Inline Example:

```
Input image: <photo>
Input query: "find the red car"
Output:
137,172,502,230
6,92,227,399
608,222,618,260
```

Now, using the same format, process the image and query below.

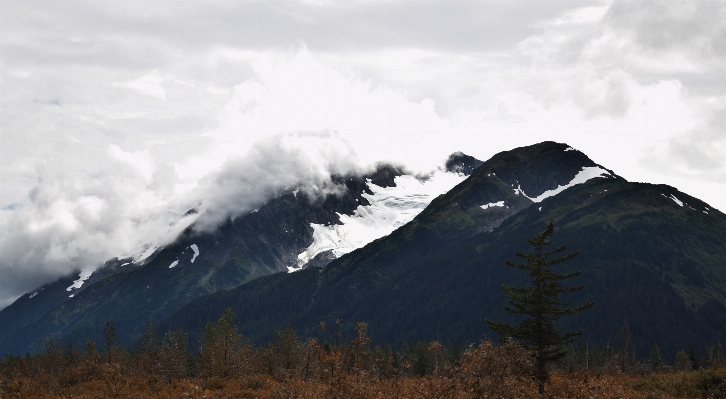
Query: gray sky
1,0,725,308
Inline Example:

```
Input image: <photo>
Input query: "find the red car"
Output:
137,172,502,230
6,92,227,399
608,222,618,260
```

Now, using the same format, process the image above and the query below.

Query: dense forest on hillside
2,311,726,398
158,179,726,364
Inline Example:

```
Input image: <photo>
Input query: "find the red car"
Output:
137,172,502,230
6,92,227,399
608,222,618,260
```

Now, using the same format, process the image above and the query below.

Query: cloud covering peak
0,130,363,308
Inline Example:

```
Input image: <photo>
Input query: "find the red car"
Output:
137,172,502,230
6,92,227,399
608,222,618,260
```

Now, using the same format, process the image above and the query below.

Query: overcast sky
1,0,725,308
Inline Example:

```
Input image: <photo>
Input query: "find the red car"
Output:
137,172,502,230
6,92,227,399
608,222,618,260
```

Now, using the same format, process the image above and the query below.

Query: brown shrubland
1,321,724,398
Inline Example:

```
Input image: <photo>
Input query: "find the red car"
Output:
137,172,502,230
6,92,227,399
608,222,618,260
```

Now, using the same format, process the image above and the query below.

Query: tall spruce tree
199,308,246,378
103,319,117,363
487,220,594,397
648,343,665,373
158,328,189,382
618,320,636,373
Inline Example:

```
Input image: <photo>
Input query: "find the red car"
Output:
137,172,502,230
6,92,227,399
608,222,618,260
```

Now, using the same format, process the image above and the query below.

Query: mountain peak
475,141,624,200
445,152,484,175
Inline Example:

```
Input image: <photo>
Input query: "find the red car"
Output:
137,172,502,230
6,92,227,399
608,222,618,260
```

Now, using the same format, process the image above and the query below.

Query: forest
2,309,725,399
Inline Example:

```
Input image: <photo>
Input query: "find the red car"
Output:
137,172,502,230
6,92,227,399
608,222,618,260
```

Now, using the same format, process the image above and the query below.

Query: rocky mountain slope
161,142,726,360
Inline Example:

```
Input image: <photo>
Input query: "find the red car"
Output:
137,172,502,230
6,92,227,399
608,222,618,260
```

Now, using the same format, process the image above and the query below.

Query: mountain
0,161,471,354
4,141,724,360
160,141,726,360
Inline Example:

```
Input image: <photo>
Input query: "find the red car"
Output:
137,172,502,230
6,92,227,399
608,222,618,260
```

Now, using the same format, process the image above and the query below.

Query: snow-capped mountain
0,158,474,353
5,141,713,357
161,141,726,360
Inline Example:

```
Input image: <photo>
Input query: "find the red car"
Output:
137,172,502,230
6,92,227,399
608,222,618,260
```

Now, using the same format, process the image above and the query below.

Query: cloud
641,106,726,183
0,150,186,307
0,129,365,307
112,71,191,101
1,0,598,61
587,0,726,75
107,145,156,182
193,131,362,231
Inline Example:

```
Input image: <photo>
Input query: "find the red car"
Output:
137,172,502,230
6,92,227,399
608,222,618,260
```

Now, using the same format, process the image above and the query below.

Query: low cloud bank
192,131,361,232
0,131,361,309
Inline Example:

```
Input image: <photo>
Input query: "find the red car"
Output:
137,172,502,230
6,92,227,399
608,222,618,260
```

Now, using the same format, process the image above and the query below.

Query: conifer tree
618,320,636,373
707,342,724,368
199,308,246,378
674,349,692,372
688,345,699,370
487,220,594,397
103,319,117,363
157,328,189,382
648,343,665,373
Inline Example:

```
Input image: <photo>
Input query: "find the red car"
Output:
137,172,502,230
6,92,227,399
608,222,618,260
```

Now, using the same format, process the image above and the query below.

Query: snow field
66,269,93,292
480,201,505,210
513,166,611,203
292,171,466,271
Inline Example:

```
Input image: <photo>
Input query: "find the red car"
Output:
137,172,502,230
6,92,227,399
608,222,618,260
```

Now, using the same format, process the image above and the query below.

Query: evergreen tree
272,326,303,372
157,328,189,382
39,337,63,376
674,349,692,372
648,343,665,373
487,220,594,396
707,342,724,368
688,345,699,370
199,308,246,378
589,344,604,369
133,321,158,375
574,342,589,371
103,319,117,363
618,320,636,373
139,321,157,354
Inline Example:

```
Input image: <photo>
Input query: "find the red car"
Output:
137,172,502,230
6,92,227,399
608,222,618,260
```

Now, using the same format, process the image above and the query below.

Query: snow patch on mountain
29,292,38,299
189,244,199,263
662,193,684,207
292,171,466,271
514,166,611,203
66,269,93,291
135,245,160,263
480,201,505,210
169,260,179,269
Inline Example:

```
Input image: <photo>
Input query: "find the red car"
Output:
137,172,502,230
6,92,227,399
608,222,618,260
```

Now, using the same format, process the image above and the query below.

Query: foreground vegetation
2,314,725,398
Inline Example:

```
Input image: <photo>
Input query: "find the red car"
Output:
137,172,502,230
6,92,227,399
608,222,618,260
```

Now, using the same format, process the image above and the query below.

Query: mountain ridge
2,141,723,360
0,159,471,354
158,142,725,361
162,176,725,360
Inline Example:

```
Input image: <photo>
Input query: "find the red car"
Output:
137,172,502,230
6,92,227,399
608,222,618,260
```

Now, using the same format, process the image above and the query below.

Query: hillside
163,144,726,360
0,162,467,355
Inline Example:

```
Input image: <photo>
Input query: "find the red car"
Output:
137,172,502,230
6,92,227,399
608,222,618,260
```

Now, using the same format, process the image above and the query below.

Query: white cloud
107,145,156,182
113,71,192,101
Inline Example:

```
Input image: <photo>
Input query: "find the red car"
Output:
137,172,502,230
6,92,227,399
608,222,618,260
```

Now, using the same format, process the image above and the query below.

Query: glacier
292,170,466,271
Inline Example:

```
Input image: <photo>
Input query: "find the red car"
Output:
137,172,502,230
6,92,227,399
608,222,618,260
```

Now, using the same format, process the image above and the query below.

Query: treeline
2,310,726,398
560,320,726,375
